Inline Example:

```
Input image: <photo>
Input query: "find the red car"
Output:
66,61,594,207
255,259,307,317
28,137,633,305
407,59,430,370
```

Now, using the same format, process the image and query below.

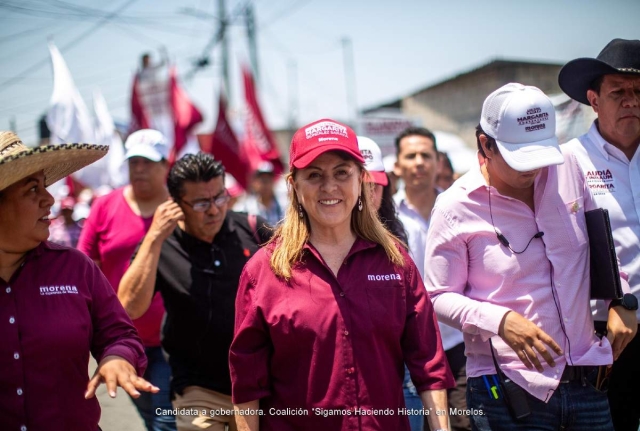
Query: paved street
89,358,146,431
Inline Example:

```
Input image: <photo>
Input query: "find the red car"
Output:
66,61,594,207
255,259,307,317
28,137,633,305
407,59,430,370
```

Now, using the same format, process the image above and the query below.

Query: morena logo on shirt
367,273,402,281
39,285,79,296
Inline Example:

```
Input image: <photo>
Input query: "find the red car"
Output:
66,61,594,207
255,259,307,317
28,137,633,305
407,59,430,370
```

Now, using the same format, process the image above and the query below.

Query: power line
183,0,253,80
0,0,140,94
259,0,313,31
0,20,61,45
0,1,196,22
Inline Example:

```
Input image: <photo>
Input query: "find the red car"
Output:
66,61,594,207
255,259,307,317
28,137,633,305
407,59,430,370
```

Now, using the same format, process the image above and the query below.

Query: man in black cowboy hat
559,38,640,431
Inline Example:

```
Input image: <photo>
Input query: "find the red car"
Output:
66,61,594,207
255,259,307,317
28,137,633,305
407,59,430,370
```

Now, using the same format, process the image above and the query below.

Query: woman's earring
298,204,304,218
358,196,363,212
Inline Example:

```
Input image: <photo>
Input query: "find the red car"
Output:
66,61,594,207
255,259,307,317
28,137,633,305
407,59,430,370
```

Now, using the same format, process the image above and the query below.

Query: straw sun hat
0,131,108,191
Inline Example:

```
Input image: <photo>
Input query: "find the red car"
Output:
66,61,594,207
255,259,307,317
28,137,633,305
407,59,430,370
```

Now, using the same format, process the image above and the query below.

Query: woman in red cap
229,119,453,431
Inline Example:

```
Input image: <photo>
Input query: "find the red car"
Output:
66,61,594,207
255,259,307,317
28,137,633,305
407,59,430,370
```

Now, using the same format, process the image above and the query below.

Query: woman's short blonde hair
269,158,404,280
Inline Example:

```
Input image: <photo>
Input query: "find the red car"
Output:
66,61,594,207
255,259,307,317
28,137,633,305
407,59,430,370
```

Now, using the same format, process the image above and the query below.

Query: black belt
560,365,596,383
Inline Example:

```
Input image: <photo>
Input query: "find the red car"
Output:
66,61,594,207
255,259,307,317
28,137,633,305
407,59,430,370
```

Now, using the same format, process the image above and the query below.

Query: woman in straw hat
0,131,158,431
229,119,453,431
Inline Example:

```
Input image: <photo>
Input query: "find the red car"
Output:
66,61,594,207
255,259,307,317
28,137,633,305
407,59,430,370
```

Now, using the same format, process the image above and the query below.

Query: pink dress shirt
424,147,630,402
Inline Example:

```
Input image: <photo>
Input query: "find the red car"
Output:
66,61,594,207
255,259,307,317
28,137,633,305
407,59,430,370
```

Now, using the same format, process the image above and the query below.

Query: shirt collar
586,121,612,161
302,236,378,263
395,188,440,213
454,158,489,196
587,120,637,163
453,157,548,201
33,240,65,255
18,241,63,268
175,214,233,247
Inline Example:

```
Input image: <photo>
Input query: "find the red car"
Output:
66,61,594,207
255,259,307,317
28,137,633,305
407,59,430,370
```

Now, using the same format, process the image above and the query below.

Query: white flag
94,89,127,188
47,42,108,190
47,42,95,145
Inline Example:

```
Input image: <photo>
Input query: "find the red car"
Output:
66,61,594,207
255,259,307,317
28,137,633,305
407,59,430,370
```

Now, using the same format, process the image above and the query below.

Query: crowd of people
1,37,639,431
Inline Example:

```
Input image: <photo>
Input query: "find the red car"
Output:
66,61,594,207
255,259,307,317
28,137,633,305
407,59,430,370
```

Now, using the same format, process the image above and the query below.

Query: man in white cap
559,38,640,431
78,129,177,431
423,83,636,430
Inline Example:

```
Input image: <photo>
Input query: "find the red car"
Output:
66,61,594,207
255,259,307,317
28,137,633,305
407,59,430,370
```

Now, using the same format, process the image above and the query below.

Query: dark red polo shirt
0,242,147,431
230,237,454,431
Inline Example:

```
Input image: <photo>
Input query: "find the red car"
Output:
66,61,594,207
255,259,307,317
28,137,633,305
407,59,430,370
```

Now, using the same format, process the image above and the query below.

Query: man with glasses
118,152,271,431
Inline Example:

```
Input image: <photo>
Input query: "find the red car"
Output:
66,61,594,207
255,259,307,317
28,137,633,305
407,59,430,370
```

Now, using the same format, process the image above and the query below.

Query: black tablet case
586,208,623,299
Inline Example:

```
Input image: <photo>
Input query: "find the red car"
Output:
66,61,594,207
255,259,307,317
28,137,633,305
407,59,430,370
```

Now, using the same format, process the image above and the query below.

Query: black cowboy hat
558,38,640,105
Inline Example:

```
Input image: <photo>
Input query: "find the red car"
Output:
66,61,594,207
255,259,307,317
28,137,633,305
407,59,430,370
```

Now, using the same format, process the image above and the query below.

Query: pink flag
199,91,250,190
242,65,284,176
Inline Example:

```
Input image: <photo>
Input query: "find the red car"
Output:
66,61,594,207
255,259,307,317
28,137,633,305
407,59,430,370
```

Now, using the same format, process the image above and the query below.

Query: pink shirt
424,148,630,402
77,188,165,347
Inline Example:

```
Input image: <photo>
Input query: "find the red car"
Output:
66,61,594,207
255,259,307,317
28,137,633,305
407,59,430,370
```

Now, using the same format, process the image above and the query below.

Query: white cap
480,83,563,172
124,129,169,162
357,136,388,186
255,160,275,174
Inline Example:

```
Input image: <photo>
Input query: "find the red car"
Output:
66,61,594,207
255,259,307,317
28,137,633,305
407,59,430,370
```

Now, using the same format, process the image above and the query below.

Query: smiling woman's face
0,170,55,254
292,151,362,233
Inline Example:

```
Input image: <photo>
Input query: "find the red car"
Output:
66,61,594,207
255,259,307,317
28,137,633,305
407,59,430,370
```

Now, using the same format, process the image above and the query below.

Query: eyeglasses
181,190,231,212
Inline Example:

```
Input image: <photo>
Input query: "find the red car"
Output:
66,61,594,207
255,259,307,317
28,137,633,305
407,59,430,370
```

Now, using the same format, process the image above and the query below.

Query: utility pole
219,0,230,98
9,116,16,133
341,37,358,126
288,60,298,130
245,3,259,83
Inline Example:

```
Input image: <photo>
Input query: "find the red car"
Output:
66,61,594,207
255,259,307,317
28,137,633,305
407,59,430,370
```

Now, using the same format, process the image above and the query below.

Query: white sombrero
0,131,108,191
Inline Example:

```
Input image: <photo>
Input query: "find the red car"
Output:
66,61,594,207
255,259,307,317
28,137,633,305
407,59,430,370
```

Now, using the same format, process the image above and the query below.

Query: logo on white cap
480,83,563,172
357,136,386,174
361,149,374,162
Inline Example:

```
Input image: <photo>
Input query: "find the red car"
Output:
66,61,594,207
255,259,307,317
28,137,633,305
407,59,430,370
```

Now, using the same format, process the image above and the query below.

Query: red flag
170,66,203,164
242,65,284,175
130,65,202,164
199,91,250,190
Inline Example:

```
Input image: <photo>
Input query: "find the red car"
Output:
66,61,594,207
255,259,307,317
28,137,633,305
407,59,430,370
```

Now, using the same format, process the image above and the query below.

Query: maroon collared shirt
0,242,147,431
230,238,454,431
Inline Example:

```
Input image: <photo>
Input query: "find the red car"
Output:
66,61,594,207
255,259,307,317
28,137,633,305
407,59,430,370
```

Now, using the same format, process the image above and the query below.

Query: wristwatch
609,293,639,311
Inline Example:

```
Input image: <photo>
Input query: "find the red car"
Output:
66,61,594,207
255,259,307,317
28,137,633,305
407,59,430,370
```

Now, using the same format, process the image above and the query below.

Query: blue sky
0,0,638,145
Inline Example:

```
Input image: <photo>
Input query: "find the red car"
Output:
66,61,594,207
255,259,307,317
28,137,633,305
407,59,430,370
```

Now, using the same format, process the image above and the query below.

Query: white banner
356,112,422,157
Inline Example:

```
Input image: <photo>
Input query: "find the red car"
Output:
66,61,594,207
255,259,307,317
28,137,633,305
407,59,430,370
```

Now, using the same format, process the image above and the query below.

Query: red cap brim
365,170,388,186
292,143,365,169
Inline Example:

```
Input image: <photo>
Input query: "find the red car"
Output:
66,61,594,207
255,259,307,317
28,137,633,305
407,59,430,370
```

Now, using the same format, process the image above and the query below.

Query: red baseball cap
290,119,365,169
60,196,76,210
